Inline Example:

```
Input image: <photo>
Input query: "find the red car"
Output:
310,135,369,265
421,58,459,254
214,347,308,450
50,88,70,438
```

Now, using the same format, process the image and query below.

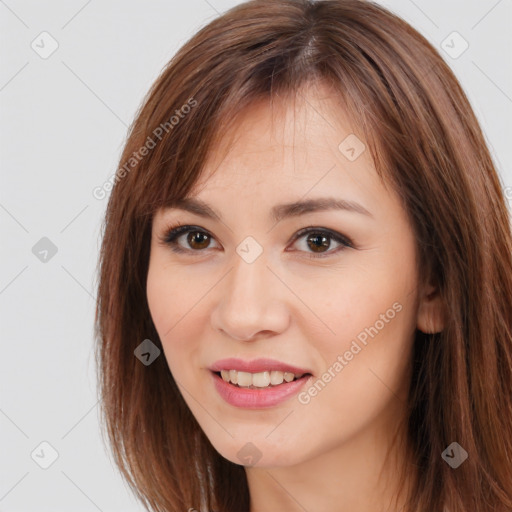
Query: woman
94,1,512,511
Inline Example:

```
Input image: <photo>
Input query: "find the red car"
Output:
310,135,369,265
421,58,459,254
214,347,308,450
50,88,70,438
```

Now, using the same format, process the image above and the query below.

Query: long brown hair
94,1,512,510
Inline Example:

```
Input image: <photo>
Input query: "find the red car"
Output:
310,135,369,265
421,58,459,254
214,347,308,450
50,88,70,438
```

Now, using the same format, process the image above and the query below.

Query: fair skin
146,81,444,512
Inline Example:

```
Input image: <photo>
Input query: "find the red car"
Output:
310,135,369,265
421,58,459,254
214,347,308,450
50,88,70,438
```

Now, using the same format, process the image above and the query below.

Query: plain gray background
1,0,510,510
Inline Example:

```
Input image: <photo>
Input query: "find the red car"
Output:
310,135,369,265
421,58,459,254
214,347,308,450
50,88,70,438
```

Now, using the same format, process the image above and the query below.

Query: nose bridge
230,248,269,302
211,243,289,340
227,233,274,303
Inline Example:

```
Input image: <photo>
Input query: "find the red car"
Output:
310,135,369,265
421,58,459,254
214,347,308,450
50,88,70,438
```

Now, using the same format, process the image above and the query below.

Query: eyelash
159,223,354,259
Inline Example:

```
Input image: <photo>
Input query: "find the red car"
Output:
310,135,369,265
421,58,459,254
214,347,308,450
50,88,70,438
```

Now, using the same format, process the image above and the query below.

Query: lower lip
210,371,312,409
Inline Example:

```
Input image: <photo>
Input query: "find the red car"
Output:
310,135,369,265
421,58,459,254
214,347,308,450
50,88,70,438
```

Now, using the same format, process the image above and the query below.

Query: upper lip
209,358,312,375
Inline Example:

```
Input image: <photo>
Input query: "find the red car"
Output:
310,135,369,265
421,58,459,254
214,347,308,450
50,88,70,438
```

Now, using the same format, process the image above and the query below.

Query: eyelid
290,226,354,250
158,223,354,257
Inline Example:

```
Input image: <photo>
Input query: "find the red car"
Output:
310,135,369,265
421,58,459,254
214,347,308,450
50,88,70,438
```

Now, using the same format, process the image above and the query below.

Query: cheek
146,281,172,352
147,260,190,363
146,257,211,384
327,302,415,417
293,300,415,453
306,254,417,406
146,256,196,334
301,265,411,351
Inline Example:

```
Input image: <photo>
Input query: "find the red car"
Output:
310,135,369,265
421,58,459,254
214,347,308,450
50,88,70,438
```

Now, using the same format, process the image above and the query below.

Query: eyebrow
164,196,373,222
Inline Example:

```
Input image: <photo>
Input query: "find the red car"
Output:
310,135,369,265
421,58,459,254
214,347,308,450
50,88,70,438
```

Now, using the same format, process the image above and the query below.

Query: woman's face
147,83,431,468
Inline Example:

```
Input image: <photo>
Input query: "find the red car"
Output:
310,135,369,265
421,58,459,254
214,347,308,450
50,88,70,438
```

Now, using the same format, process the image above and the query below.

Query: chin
206,432,308,468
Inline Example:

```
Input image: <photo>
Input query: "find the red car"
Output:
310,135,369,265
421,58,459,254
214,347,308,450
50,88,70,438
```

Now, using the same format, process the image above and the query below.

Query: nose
210,252,290,342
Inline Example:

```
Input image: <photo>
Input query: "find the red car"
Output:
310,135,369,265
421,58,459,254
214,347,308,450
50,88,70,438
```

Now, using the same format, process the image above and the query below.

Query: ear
416,282,445,334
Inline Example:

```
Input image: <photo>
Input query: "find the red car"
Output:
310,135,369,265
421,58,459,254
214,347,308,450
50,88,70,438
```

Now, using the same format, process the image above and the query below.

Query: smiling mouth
213,369,312,389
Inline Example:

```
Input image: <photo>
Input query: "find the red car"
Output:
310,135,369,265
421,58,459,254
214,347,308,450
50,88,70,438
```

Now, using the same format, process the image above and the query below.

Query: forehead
188,83,383,210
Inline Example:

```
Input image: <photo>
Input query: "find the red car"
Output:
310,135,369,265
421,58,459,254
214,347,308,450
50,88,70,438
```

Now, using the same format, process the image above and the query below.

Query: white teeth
236,371,253,387
218,369,306,388
283,372,295,382
270,371,284,385
252,371,270,388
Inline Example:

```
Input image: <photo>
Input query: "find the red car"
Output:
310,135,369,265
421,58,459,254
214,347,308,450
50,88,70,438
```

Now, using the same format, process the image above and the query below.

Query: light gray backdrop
1,0,510,511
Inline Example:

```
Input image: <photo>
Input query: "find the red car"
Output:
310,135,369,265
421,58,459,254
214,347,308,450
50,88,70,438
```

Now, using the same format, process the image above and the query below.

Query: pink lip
209,357,312,375
208,358,313,409
210,371,313,409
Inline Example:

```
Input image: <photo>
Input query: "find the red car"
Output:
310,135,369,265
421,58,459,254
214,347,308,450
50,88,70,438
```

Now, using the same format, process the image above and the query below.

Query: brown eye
186,231,211,250
289,227,353,259
305,233,331,253
162,225,219,253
